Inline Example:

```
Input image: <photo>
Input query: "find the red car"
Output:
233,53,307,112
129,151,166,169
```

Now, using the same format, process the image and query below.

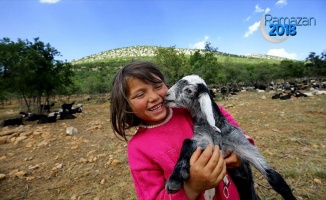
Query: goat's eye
185,88,192,94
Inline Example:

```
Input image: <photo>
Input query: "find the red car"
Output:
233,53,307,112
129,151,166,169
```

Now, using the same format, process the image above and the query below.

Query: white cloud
265,7,271,14
267,48,297,59
39,0,61,4
243,21,260,38
189,36,209,49
254,4,264,13
245,16,251,22
276,0,287,7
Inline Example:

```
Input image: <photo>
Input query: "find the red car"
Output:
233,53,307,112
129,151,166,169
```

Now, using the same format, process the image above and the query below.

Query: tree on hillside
305,51,326,78
154,46,189,84
188,42,220,84
202,49,220,84
251,62,278,86
189,50,203,75
278,60,305,80
204,42,218,52
0,38,24,103
189,49,206,76
0,37,74,113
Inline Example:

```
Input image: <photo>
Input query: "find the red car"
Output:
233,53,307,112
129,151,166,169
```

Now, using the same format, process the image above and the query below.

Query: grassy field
0,91,325,200
224,92,325,200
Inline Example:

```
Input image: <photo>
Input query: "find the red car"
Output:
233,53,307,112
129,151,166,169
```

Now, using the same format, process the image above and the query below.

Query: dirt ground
0,92,325,200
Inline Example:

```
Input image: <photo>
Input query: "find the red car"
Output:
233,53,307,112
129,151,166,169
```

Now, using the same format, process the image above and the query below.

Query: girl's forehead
126,75,164,95
126,77,148,97
127,74,163,84
126,77,148,92
127,77,146,85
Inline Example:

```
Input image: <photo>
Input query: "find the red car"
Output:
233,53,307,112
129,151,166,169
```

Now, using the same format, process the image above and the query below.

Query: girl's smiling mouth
149,103,163,111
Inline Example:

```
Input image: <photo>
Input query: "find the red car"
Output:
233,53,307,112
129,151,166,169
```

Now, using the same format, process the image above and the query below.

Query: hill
70,46,286,66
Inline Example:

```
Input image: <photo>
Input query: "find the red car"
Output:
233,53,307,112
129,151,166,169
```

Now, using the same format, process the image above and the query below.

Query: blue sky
1,0,325,62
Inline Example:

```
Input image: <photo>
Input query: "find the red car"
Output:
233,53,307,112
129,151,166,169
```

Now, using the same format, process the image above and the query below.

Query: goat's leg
232,142,296,199
266,169,296,200
228,161,261,200
166,139,197,194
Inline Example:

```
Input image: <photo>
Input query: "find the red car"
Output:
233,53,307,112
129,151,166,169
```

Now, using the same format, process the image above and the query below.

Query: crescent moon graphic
259,16,289,43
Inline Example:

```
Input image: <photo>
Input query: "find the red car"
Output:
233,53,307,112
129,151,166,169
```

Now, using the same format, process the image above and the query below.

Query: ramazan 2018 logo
260,14,316,43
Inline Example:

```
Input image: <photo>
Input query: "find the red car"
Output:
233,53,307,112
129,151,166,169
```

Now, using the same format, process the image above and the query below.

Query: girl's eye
154,84,163,90
136,93,144,98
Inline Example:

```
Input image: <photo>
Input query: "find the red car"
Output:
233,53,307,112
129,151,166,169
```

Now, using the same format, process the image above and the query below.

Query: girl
110,61,255,200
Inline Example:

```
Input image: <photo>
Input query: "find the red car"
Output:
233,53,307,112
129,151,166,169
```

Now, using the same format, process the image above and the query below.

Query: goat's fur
1,117,23,127
59,111,76,120
40,103,55,112
25,114,47,121
61,101,75,112
37,113,58,124
164,75,296,200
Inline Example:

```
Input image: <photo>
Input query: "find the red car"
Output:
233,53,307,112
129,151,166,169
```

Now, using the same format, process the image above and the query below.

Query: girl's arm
128,143,190,200
128,142,226,200
130,167,189,199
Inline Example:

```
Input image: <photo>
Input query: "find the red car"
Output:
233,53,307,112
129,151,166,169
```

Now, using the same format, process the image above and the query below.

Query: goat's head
165,75,218,130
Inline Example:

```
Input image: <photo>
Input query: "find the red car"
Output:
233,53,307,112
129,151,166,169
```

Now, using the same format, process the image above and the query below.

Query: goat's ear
199,93,216,128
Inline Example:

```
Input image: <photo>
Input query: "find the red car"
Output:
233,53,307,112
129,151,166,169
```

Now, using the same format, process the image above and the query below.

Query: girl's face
127,77,168,125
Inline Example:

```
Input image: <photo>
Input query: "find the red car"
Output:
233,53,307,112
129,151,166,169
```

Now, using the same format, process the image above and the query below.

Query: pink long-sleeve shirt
128,106,254,200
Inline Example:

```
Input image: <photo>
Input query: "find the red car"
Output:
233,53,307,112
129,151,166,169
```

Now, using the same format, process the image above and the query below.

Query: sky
1,0,325,62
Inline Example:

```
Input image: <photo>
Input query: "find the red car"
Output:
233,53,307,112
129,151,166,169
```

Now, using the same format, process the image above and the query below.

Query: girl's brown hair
110,61,165,141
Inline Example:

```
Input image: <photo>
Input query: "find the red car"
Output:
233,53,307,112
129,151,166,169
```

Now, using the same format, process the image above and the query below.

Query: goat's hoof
166,180,182,194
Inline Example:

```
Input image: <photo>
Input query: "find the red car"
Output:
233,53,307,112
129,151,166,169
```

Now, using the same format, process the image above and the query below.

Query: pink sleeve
218,105,255,145
130,168,189,200
128,140,189,200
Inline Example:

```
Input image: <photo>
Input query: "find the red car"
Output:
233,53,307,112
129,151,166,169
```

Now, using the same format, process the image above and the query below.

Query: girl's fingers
189,145,226,188
224,150,232,159
195,145,214,167
202,145,226,185
224,152,241,169
189,146,202,166
211,148,226,179
206,146,222,172
214,162,227,185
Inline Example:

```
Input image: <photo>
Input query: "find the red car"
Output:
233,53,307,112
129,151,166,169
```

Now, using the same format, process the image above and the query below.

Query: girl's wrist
183,182,201,200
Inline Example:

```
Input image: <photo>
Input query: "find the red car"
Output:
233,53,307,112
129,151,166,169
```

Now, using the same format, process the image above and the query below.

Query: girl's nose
148,91,160,102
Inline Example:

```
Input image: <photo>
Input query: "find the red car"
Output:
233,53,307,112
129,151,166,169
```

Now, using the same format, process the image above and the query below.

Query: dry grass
221,92,326,200
0,92,325,200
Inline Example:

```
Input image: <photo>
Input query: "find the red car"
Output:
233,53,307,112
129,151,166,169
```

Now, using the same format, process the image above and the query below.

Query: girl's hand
224,150,241,169
183,145,226,200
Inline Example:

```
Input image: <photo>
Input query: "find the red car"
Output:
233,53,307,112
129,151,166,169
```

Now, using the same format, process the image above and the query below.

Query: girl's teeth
151,104,162,111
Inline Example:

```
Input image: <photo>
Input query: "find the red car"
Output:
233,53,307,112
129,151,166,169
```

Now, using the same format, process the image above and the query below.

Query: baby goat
164,75,296,200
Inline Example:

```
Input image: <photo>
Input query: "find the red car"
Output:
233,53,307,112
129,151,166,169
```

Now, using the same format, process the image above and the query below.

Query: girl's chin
146,106,168,125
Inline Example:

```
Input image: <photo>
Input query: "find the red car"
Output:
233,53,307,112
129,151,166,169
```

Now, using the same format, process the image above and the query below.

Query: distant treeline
72,44,326,91
1,38,325,111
